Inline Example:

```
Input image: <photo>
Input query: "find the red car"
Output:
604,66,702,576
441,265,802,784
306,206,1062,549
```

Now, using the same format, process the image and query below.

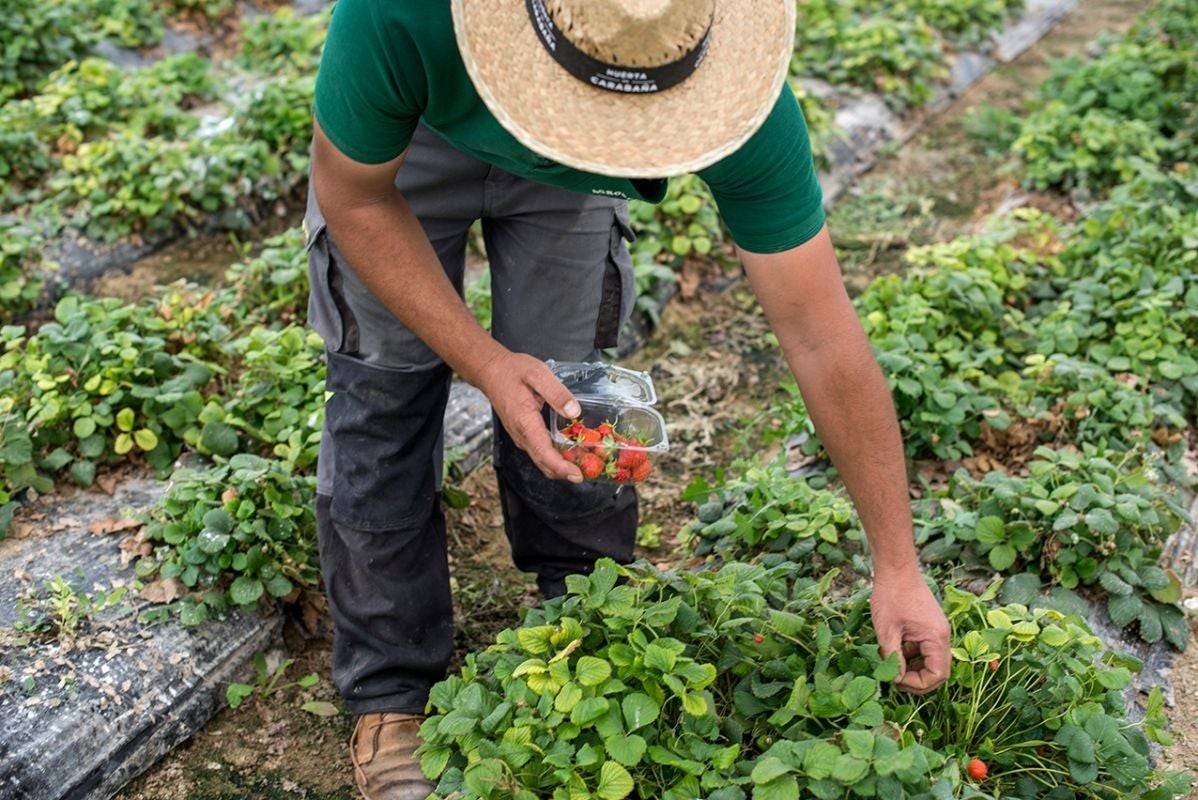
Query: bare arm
311,121,583,482
741,227,950,693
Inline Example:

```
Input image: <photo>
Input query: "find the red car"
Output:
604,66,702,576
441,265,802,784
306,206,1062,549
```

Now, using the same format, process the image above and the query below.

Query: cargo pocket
593,210,636,350
324,349,451,531
306,224,360,355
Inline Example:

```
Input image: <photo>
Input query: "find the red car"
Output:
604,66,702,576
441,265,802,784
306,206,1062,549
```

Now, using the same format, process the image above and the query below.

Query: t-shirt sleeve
313,0,425,164
698,86,826,254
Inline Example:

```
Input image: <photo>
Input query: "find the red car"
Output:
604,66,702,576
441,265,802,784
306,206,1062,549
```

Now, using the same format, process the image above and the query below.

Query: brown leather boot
351,713,435,800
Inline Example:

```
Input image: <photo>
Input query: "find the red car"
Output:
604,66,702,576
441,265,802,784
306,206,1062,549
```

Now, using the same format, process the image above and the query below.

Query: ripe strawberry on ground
966,758,987,781
631,459,652,482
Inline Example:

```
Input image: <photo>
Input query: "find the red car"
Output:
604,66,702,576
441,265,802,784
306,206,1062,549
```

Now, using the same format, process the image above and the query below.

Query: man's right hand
476,351,584,483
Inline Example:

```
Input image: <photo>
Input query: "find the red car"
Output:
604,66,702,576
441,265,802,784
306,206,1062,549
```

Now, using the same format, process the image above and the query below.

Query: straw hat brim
451,0,796,178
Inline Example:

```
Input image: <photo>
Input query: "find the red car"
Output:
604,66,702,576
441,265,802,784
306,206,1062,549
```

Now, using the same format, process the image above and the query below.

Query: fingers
525,362,581,419
515,412,583,483
895,638,951,695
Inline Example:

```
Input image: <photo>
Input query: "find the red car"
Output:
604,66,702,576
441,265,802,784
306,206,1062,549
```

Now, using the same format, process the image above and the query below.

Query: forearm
318,191,505,385
778,326,918,578
741,231,918,579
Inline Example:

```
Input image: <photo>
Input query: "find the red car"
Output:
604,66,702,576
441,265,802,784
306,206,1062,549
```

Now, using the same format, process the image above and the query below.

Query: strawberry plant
416,559,1189,800
1011,0,1198,193
917,445,1190,648
224,227,309,326
137,453,318,625
0,221,46,320
236,7,329,74
0,295,217,499
193,325,325,470
680,459,867,575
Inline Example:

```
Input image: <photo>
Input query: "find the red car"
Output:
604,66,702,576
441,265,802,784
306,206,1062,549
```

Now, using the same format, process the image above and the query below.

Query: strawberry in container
546,361,668,486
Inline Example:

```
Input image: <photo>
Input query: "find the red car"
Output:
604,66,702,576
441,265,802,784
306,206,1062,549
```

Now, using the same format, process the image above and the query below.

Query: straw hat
451,0,796,178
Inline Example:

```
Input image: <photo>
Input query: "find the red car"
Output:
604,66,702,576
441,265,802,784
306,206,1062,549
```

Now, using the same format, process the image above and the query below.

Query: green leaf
804,741,840,780
682,691,709,716
575,655,612,687
420,746,452,780
555,682,582,713
1107,593,1143,627
873,652,901,682
999,573,1043,606
116,408,135,432
596,760,634,800
226,682,254,709
73,417,96,439
751,757,791,784
622,693,659,731
464,759,506,797
69,460,96,487
1099,571,1133,596
833,754,869,784
571,697,610,726
989,544,1017,571
604,734,646,767
229,575,264,606
752,777,799,800
975,516,1005,544
133,428,159,451
300,700,339,717
200,420,240,457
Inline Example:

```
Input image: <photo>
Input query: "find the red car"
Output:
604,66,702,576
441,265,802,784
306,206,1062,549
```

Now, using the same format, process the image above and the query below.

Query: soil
117,3,1187,798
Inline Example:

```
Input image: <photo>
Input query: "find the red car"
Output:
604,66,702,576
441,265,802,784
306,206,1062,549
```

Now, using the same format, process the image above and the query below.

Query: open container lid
547,360,658,406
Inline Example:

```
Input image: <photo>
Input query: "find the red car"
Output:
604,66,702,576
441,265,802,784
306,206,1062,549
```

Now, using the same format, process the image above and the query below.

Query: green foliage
0,294,219,498
0,221,47,320
0,54,216,208
466,271,493,332
226,650,322,711
1012,0,1198,193
0,0,94,102
12,574,128,639
138,453,318,624
196,325,325,470
918,446,1190,648
680,459,867,575
224,227,309,326
417,559,1189,800
237,7,329,74
793,0,949,112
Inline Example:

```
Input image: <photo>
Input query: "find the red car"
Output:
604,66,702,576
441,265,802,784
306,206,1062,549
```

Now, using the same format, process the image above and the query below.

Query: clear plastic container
546,360,657,405
546,361,668,485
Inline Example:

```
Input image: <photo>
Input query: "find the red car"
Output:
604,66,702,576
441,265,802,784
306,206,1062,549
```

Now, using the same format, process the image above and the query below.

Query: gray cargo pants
304,125,640,715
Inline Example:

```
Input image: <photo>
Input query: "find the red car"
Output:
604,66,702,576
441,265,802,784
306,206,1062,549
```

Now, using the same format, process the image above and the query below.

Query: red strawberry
579,428,602,445
617,448,647,470
612,466,633,483
631,459,652,482
753,634,764,644
596,422,615,436
578,453,605,480
562,420,584,438
561,446,584,465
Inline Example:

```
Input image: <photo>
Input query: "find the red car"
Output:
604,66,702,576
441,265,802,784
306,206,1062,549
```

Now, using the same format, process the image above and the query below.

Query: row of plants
791,0,1026,112
415,559,1189,800
1009,0,1197,195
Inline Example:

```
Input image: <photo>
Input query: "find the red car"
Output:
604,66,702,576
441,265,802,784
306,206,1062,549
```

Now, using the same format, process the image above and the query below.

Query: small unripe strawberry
221,488,239,504
988,659,999,671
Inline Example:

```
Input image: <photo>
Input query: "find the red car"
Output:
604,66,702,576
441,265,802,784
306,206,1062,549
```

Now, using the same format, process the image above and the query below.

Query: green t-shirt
314,0,826,253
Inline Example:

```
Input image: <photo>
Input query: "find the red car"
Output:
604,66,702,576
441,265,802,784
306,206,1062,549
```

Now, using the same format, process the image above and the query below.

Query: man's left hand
870,568,951,694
